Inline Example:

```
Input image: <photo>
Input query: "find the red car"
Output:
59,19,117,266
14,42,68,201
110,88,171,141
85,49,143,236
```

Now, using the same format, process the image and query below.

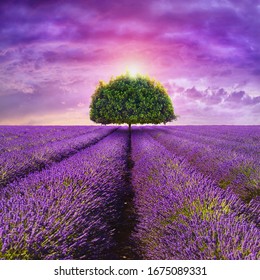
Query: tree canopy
90,73,176,126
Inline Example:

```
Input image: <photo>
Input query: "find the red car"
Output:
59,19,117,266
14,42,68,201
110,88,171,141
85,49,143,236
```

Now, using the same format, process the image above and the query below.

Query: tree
90,73,176,128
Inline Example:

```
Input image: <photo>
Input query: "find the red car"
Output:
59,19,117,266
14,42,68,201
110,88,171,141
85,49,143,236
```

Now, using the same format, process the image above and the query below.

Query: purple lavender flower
131,127,260,260
0,127,128,259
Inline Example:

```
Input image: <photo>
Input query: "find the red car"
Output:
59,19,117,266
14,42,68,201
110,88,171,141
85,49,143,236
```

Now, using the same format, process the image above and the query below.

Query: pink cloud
168,83,260,125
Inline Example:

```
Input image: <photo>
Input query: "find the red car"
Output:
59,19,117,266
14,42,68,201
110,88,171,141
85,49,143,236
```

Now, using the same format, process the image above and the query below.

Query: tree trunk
128,123,131,131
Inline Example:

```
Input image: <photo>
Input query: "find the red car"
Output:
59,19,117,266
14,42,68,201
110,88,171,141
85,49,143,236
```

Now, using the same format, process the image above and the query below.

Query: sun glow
127,65,141,77
117,60,148,77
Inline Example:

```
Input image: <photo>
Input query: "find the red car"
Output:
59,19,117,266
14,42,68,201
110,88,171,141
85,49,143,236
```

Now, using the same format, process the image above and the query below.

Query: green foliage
90,73,177,125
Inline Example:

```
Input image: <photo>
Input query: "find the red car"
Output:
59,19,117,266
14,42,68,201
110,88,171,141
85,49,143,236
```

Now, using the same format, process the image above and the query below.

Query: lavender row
146,126,260,222
0,126,117,187
146,126,260,202
150,126,260,166
131,127,260,260
164,125,260,146
148,126,259,160
0,126,99,154
0,128,129,259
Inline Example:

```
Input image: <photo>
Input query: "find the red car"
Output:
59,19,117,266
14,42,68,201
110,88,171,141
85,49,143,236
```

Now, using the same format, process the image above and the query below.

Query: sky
0,0,260,125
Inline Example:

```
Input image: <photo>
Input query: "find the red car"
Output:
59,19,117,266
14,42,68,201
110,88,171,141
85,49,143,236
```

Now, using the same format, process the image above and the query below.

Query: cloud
168,82,260,124
174,85,260,107
42,47,105,64
0,78,88,121
0,0,259,124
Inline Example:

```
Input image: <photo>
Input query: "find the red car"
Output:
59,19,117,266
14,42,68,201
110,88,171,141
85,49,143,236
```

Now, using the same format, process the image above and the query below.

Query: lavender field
0,125,259,260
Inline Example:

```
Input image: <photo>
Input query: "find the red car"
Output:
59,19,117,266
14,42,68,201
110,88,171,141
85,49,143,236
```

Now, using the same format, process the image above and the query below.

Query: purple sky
0,0,260,125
